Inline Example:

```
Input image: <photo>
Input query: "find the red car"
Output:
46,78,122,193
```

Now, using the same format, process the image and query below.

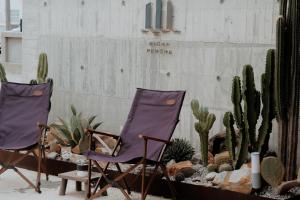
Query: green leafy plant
191,100,216,166
50,105,102,154
162,138,195,164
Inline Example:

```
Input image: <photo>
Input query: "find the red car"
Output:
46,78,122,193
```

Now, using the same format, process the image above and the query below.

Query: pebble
205,172,217,181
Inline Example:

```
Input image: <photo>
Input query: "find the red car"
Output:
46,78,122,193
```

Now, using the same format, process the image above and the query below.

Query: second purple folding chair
85,88,186,200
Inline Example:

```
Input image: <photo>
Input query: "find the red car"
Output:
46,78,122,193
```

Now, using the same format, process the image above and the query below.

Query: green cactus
223,112,236,161
37,53,48,83
191,100,216,166
231,76,243,128
50,105,102,154
0,63,8,82
256,49,276,153
242,65,260,151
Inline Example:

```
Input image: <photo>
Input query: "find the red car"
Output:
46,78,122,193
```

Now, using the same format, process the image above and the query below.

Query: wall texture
21,0,285,153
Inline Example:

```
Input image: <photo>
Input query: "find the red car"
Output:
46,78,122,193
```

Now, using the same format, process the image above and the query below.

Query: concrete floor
0,169,169,200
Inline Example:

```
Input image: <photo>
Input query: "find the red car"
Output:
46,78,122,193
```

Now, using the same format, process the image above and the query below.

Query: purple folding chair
85,88,186,200
0,82,51,193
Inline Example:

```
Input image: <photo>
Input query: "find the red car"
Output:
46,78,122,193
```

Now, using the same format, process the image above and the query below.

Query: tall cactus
256,49,276,154
0,63,8,82
242,65,260,151
191,100,216,166
275,0,300,180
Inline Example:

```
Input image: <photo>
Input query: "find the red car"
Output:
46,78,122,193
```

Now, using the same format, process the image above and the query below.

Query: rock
166,159,176,167
209,131,239,155
214,151,231,166
277,180,300,195
261,157,285,187
208,151,214,164
213,164,252,194
179,167,196,178
167,160,193,176
191,153,201,164
218,163,233,172
207,163,218,172
175,172,185,182
206,172,217,181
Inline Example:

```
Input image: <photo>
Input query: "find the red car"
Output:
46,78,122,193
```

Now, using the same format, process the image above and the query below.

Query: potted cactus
50,105,102,155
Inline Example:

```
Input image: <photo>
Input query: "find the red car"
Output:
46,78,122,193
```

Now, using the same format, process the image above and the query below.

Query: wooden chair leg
115,163,131,194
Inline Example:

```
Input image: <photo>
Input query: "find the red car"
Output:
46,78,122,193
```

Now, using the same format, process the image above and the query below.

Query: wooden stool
58,170,101,199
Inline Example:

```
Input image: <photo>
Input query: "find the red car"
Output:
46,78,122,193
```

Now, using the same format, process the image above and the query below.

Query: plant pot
76,164,88,177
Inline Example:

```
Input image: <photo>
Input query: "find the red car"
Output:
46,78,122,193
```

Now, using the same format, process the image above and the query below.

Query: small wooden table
58,170,101,199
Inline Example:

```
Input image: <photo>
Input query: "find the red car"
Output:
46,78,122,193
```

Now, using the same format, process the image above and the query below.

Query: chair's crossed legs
0,145,47,193
87,160,177,200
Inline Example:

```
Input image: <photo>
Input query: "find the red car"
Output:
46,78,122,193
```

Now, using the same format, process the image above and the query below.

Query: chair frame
86,129,177,200
0,123,49,193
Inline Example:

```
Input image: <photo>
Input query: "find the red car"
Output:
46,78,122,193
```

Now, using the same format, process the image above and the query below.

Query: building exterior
16,0,299,166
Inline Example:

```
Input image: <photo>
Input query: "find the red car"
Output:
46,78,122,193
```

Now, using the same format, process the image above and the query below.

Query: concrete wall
21,0,281,152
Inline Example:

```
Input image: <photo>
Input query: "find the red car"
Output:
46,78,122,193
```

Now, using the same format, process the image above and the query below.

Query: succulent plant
50,105,102,154
191,100,216,166
0,63,7,82
162,138,195,164
207,163,218,173
261,156,285,187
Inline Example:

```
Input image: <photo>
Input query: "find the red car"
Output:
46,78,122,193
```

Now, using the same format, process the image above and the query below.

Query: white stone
205,172,217,181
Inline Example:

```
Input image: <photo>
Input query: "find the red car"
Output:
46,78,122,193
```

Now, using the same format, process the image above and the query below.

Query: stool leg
84,182,89,199
76,181,82,191
59,179,68,195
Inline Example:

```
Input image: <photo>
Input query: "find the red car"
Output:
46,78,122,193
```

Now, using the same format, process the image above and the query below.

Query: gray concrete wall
21,0,283,153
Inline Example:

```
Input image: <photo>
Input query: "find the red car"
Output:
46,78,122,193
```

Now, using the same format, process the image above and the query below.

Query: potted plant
49,105,102,156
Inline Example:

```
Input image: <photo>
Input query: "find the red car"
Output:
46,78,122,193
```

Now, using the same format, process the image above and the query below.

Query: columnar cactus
191,100,216,166
0,63,7,82
242,65,260,151
37,53,48,83
224,61,276,169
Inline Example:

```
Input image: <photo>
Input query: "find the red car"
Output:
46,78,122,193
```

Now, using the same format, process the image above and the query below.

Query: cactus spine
0,63,7,82
191,100,216,166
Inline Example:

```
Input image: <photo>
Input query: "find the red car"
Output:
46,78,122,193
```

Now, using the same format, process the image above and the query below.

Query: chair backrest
0,82,51,150
119,88,185,162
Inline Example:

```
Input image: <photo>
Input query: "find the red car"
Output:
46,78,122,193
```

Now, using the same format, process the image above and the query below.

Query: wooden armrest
139,134,171,145
86,128,120,139
37,123,50,130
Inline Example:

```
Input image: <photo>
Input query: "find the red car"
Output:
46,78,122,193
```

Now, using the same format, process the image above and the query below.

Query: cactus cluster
191,100,216,166
50,105,102,154
224,57,276,169
0,63,7,82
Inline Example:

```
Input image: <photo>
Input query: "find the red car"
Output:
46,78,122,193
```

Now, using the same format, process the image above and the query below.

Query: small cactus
162,138,195,164
223,112,237,162
37,53,48,83
261,156,285,187
191,99,216,166
0,63,7,82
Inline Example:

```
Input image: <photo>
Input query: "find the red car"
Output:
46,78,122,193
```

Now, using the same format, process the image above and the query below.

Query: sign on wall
142,0,180,34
